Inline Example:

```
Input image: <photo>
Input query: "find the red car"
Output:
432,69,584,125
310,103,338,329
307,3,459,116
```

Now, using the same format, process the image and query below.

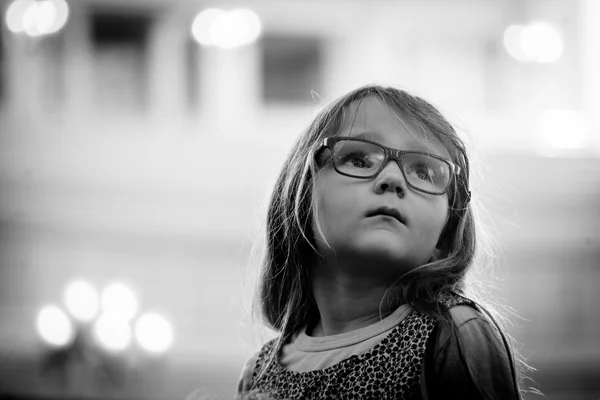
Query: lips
366,206,406,225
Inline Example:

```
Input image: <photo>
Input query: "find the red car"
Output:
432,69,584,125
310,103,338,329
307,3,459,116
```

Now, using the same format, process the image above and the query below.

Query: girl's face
312,96,451,277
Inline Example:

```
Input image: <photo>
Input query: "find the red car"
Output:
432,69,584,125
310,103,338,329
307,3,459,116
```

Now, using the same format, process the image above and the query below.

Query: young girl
237,85,526,399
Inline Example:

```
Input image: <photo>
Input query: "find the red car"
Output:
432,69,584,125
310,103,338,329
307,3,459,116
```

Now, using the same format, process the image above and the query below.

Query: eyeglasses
318,137,460,195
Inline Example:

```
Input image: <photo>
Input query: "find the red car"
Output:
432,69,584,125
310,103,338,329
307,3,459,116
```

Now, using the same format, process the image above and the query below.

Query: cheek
426,200,450,239
312,179,353,243
314,187,340,240
414,198,449,243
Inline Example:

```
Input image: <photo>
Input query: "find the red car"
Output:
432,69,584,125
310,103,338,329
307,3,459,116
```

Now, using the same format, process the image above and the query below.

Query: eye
409,162,436,182
417,169,434,182
338,151,373,169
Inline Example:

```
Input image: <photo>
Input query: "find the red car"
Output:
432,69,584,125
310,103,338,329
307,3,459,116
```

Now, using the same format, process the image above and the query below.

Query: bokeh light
101,282,138,322
5,0,69,36
5,0,34,33
36,305,75,347
64,280,99,322
191,8,224,46
504,21,563,63
191,8,261,48
521,22,564,63
134,312,174,353
503,25,528,62
93,313,132,352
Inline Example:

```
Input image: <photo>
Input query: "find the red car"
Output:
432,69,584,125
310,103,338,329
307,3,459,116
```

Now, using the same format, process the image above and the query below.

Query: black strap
422,323,440,400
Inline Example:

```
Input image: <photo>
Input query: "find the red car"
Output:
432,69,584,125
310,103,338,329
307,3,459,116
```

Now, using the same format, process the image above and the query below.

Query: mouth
366,206,406,225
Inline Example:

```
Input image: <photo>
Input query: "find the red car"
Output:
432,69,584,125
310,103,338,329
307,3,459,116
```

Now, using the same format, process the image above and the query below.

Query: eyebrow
352,132,383,142
350,131,440,154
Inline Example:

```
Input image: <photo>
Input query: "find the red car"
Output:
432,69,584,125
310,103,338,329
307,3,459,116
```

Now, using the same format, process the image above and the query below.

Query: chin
361,238,430,269
330,234,426,268
361,234,407,254
353,242,409,267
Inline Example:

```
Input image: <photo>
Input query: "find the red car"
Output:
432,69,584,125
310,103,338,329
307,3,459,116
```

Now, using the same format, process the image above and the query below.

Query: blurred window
90,9,152,114
0,27,4,107
261,35,322,104
185,37,200,111
41,34,66,110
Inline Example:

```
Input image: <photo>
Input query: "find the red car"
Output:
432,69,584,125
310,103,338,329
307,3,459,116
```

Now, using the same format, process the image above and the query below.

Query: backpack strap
421,322,440,400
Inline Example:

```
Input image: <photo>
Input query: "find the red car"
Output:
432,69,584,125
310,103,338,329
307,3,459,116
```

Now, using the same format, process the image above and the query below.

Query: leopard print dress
249,297,473,400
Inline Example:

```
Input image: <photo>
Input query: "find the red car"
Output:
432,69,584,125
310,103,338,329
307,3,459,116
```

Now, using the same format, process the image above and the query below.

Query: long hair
252,85,530,394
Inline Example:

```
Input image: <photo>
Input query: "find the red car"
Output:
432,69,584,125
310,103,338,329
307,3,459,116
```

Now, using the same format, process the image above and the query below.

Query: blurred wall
0,0,599,399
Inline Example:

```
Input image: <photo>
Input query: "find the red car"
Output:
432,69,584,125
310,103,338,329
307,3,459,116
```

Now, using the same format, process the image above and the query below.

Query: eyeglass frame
317,136,462,196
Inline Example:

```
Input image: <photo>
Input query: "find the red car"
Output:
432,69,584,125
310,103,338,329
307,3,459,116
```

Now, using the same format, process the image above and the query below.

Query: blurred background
0,0,599,399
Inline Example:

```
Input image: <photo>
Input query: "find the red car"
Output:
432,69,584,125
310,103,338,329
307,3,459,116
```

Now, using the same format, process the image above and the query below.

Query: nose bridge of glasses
386,148,404,167
381,148,405,176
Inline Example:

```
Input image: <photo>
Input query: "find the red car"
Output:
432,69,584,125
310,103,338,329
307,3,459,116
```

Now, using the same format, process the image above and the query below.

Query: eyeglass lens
332,140,451,193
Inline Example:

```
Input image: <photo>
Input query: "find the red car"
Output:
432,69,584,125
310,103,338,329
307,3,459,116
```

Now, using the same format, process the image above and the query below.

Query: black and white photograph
0,0,598,399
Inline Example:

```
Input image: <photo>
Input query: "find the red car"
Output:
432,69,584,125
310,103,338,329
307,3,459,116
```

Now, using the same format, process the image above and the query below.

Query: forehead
337,96,451,159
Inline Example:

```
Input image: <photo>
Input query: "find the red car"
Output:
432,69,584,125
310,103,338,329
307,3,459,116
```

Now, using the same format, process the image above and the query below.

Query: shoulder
237,336,280,395
444,303,508,357
187,352,262,400
443,304,501,348
449,303,484,325
237,350,262,395
444,304,512,373
422,301,520,400
435,294,506,352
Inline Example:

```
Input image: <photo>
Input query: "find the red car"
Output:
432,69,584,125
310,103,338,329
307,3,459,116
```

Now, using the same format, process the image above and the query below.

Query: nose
374,159,406,198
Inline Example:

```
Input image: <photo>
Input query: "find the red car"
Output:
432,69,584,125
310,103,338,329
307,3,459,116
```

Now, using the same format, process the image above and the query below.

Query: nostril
395,185,405,198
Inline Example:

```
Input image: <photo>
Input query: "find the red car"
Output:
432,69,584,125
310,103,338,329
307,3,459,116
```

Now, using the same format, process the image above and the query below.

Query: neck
309,259,403,337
